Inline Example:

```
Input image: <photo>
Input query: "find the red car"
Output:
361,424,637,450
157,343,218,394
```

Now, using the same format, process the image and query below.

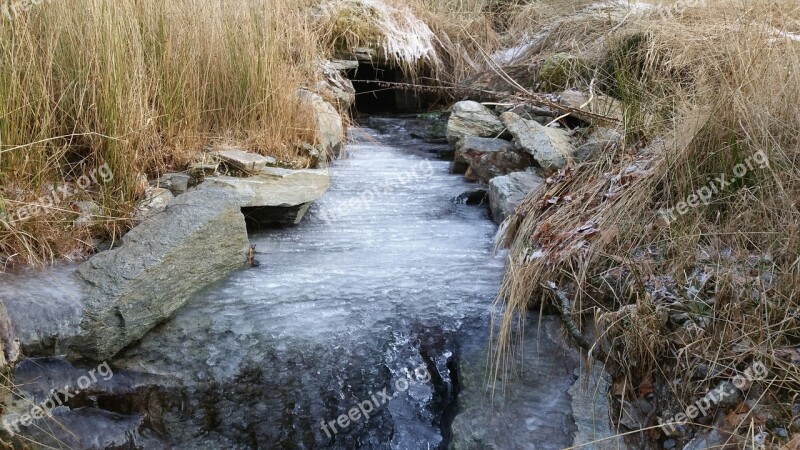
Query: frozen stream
2,117,589,449
113,117,506,448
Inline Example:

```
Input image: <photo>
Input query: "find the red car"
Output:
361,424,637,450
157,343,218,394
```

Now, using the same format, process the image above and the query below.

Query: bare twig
543,281,595,352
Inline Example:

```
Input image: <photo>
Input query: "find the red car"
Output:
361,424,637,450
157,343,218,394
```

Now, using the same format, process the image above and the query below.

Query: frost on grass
318,0,440,70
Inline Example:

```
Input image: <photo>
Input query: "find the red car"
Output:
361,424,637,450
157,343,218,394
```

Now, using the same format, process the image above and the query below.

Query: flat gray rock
446,101,506,144
501,111,575,171
488,171,544,224
196,167,329,208
157,172,191,196
216,149,275,172
71,189,249,360
299,89,345,158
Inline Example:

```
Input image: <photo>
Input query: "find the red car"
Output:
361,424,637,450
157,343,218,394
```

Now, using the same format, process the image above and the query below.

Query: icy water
106,118,507,448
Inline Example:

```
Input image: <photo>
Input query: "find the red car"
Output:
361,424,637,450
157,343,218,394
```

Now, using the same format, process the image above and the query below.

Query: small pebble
663,438,676,449
776,427,789,439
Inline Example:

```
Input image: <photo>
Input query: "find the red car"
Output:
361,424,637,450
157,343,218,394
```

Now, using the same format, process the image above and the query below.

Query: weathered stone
329,59,359,71
299,89,345,159
559,89,624,122
0,300,19,367
195,167,329,226
196,167,329,209
350,46,379,62
73,201,102,227
318,60,357,109
446,101,506,144
574,140,611,162
488,171,544,224
501,111,575,171
450,316,580,449
158,173,191,196
71,189,249,360
538,53,588,91
132,187,174,224
570,365,626,449
216,149,275,172
455,136,533,184
712,380,742,409
682,412,738,450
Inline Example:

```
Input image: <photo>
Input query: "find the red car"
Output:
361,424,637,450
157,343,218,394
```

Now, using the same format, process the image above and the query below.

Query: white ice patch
491,34,545,65
769,27,800,43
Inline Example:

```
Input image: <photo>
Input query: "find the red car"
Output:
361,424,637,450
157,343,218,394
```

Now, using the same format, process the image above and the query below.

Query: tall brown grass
0,0,319,267
492,0,800,445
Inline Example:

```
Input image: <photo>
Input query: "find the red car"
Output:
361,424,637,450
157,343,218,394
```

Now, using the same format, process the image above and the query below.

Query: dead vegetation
489,0,800,447
0,0,320,267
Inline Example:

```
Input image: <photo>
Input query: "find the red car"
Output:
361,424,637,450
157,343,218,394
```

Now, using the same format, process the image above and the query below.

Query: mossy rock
538,53,590,91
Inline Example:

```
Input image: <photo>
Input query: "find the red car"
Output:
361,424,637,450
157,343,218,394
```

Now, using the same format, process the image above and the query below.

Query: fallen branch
352,79,621,126
543,281,594,352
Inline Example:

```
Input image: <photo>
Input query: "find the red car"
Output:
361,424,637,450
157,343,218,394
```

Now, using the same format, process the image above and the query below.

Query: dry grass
0,0,519,268
492,0,800,446
314,0,506,87
0,0,319,267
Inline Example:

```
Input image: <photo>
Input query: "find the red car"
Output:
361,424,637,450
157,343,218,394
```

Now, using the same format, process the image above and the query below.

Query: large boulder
446,101,506,144
501,111,575,171
71,189,249,360
195,167,329,226
299,89,345,159
455,136,534,184
488,171,544,224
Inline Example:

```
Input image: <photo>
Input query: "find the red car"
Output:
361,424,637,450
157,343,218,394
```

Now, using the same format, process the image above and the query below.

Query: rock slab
196,167,329,226
216,149,275,172
72,189,249,360
446,101,506,144
488,171,544,224
570,364,626,449
501,111,575,171
299,89,345,159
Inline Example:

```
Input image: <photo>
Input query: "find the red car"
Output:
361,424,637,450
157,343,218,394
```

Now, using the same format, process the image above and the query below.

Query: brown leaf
638,378,654,397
